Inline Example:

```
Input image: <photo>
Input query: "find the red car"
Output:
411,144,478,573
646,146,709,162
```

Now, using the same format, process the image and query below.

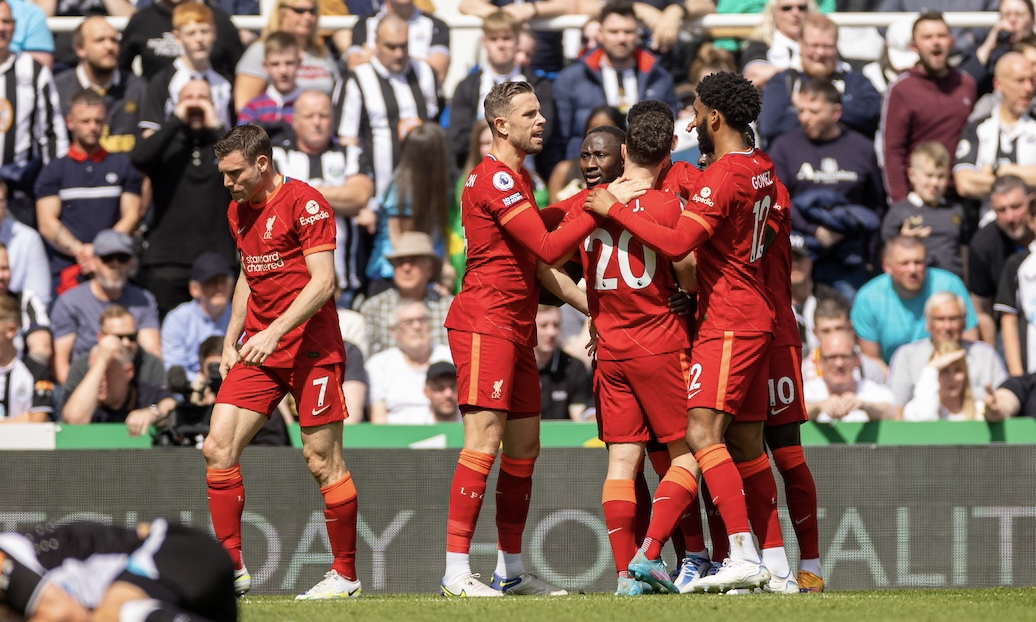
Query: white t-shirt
803,376,895,423
366,344,451,425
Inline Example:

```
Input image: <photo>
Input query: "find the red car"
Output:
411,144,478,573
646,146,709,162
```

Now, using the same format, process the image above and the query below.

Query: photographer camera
164,336,290,446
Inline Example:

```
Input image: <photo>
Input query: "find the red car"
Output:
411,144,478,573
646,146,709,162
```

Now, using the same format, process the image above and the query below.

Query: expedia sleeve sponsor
244,252,286,272
299,211,330,226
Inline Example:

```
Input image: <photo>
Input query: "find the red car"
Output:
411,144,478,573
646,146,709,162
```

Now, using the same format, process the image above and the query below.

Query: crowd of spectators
0,0,1034,438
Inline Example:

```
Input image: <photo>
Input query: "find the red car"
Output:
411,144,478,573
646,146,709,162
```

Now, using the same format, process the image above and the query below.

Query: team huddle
0,72,820,619
441,73,822,597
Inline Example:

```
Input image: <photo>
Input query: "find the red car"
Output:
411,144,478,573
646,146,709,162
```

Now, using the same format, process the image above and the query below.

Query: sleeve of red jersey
483,173,595,265
543,190,590,230
606,168,727,261
669,161,703,197
294,185,337,255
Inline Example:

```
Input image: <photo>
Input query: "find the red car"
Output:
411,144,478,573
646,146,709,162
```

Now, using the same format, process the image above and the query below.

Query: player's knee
763,422,800,450
201,434,233,468
724,424,764,462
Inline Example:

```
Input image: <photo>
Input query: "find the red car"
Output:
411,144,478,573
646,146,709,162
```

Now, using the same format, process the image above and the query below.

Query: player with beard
206,124,362,600
441,81,599,597
586,71,777,593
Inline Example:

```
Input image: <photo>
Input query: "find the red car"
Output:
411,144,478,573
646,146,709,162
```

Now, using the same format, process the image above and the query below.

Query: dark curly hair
626,99,673,125
695,71,761,133
626,103,673,167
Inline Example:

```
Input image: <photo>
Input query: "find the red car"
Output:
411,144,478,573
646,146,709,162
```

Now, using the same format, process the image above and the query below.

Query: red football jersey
445,155,595,346
605,149,777,335
659,160,704,198
577,188,692,360
227,177,344,368
764,180,801,348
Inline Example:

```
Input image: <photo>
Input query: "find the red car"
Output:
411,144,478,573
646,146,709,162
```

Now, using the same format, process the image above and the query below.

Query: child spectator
0,295,53,424
881,141,968,278
236,31,301,131
138,2,234,138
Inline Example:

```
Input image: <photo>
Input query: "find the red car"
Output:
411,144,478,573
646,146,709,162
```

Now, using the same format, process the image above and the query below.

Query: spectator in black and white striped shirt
335,13,440,207
274,90,374,308
345,0,451,85
0,0,69,229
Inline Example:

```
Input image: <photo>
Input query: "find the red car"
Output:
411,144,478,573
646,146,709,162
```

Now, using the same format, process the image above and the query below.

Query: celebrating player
573,103,701,596
0,519,236,622
585,71,776,593
206,125,361,600
440,81,599,597
761,180,823,592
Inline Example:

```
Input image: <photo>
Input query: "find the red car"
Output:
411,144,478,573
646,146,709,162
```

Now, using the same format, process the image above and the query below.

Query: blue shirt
366,184,445,280
160,299,231,374
7,0,54,53
851,267,978,363
51,283,161,362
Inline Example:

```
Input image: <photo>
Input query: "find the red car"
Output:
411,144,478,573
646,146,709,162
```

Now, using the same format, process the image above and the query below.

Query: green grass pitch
240,588,1036,622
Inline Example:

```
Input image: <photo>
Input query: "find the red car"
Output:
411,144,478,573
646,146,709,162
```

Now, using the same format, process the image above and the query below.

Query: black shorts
117,523,237,622
0,533,48,616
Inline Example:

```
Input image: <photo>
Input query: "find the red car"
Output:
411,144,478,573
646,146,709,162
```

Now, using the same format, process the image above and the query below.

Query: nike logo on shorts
770,405,791,416
312,404,332,417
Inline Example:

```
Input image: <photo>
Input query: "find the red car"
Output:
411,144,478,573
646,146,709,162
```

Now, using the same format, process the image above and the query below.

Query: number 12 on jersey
749,195,773,263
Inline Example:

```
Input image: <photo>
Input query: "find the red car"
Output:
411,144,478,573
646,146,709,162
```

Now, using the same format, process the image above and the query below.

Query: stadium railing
2,419,1034,449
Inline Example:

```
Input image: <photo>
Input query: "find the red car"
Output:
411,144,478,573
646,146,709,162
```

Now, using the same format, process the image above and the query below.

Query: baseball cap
93,229,134,256
191,252,234,283
426,361,457,384
885,16,920,71
791,237,810,259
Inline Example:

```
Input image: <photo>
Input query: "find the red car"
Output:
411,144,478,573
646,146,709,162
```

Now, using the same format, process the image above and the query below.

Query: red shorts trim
687,331,770,421
594,350,691,444
216,362,347,426
765,345,808,427
448,330,540,417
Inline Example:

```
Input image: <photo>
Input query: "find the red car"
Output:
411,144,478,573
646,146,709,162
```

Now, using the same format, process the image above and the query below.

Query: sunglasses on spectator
100,253,133,265
106,331,138,343
779,4,808,11
284,5,318,14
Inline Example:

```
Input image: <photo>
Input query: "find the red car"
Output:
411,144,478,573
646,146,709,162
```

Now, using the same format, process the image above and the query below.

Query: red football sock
321,472,359,580
772,445,820,560
633,468,652,544
736,455,783,549
678,496,706,554
643,466,698,560
206,465,245,569
695,445,750,536
602,479,638,575
446,449,496,554
701,482,728,561
496,456,535,554
646,450,686,559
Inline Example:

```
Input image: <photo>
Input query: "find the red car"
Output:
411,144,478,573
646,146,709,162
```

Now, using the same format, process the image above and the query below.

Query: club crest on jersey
264,216,276,239
493,171,515,191
305,200,321,215
692,187,714,207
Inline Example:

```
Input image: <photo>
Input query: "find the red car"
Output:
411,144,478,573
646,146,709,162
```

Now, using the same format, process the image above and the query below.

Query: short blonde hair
909,141,950,171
